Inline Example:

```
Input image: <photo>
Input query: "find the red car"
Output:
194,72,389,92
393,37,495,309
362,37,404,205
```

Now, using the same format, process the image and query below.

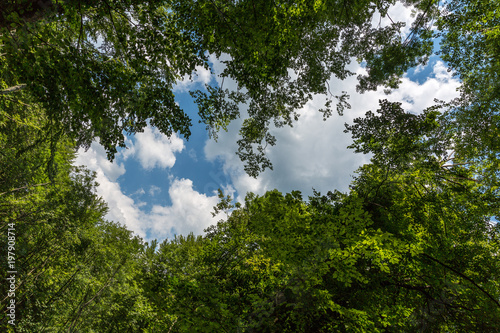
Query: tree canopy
1,0,438,175
143,174,499,331
1,0,500,331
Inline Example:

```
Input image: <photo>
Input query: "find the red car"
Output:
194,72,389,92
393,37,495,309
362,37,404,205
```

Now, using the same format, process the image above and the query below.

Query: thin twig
77,0,83,50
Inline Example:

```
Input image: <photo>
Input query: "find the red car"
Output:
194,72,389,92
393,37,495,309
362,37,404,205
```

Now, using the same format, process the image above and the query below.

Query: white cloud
204,59,461,202
148,178,224,239
75,143,146,238
74,143,125,182
92,170,146,237
96,176,221,241
149,185,161,197
391,60,460,113
432,60,454,82
174,65,213,92
122,126,185,170
75,144,223,242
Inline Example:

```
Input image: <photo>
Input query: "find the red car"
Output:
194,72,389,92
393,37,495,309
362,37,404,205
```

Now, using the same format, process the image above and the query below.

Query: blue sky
74,5,462,243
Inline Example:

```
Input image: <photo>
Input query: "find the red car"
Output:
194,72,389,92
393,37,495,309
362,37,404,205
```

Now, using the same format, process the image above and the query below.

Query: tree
344,92,500,329
436,0,500,193
144,175,500,331
0,101,152,332
1,0,438,175
180,0,438,176
1,0,200,161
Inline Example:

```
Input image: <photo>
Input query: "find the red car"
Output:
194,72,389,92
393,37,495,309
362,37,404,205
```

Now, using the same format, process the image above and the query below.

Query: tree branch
0,183,51,196
422,253,500,309
1,84,26,95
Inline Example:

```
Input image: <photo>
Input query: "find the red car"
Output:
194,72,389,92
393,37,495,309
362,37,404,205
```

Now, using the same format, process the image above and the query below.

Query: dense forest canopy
1,0,499,331
1,0,439,175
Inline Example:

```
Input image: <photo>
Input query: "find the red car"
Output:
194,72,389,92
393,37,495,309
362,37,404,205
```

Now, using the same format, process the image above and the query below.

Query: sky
73,5,461,243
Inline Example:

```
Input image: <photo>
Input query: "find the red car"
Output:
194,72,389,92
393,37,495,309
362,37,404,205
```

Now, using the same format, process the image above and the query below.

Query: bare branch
1,84,26,95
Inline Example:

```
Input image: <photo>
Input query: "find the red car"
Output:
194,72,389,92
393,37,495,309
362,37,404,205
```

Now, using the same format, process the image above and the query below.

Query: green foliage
1,1,499,331
0,100,152,331
345,99,444,170
1,0,200,160
144,178,500,331
0,0,438,175
436,0,500,195
342,22,500,322
174,0,438,175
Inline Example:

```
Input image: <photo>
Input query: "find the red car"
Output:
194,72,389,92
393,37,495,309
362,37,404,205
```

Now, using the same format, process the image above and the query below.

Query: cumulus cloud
75,133,222,242
148,178,224,239
204,58,461,202
74,143,125,182
389,60,460,113
122,127,185,170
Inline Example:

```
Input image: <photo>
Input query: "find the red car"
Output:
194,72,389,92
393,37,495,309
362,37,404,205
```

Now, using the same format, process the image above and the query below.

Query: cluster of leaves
174,0,438,176
1,0,438,176
436,0,500,194
1,0,201,160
